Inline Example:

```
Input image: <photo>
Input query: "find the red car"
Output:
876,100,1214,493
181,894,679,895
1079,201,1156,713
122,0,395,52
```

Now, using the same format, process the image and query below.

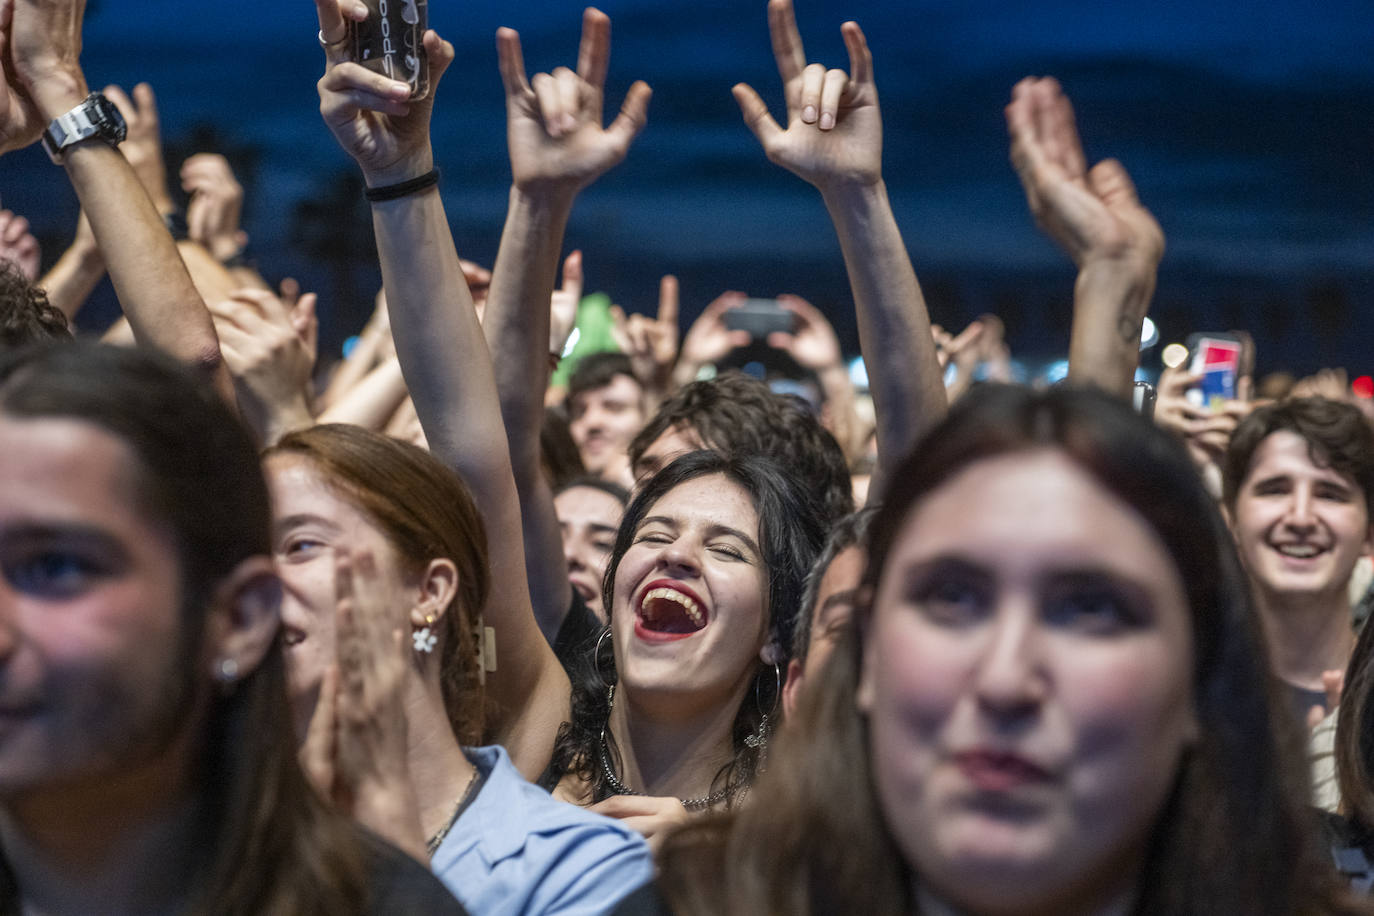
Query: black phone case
725,299,796,339
348,0,429,101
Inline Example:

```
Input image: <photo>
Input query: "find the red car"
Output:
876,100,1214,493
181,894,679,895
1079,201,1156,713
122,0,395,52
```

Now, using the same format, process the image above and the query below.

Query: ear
1361,521,1374,559
204,556,281,686
408,557,459,628
759,639,783,667
782,658,804,720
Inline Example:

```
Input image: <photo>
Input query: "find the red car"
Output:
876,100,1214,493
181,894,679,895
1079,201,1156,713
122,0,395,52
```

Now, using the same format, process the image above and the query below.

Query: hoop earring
744,662,782,750
593,627,615,690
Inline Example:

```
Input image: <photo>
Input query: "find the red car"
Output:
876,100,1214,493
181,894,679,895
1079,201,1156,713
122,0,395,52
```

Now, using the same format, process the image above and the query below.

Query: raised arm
3,3,230,398
733,0,945,499
314,0,569,779
1006,77,1164,398
481,8,650,641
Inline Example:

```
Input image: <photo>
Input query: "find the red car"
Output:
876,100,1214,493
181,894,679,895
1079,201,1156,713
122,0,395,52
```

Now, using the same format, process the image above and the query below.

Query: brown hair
268,424,489,745
1336,610,1374,830
0,342,369,914
1222,396,1374,511
660,384,1358,915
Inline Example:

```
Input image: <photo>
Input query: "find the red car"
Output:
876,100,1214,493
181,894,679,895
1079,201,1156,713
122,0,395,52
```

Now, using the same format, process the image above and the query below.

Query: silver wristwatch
41,93,128,164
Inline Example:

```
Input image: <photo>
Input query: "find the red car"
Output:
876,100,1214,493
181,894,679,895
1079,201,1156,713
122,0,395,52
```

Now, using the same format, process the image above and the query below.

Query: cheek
864,615,969,774
1058,644,1195,804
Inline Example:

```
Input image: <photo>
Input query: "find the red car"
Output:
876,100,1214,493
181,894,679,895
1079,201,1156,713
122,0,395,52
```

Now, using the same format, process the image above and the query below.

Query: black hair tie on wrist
364,168,441,203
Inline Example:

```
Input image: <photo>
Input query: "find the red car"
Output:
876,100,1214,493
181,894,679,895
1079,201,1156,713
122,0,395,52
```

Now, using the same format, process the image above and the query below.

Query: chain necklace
426,761,481,856
598,684,732,811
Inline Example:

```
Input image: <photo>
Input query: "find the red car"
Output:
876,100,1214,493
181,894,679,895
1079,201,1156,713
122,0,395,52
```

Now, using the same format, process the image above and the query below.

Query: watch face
93,95,128,144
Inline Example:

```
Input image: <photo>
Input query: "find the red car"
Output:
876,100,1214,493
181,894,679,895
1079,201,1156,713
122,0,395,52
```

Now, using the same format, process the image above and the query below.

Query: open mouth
1272,543,1326,560
635,581,709,639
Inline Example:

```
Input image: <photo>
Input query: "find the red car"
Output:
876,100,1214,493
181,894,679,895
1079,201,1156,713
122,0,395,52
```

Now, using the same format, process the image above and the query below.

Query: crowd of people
0,0,1372,912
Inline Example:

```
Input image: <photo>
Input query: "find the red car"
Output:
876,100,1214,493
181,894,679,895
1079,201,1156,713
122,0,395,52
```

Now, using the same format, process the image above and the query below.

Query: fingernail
353,2,369,18
819,112,834,130
391,82,412,98
802,105,817,122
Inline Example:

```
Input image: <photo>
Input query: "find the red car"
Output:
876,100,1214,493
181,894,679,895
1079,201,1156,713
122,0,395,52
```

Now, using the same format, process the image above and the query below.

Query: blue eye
1045,588,1137,633
6,552,101,598
281,537,325,560
914,577,987,626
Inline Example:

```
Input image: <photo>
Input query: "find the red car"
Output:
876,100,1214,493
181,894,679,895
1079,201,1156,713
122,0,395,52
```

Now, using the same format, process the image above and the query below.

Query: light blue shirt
432,745,653,916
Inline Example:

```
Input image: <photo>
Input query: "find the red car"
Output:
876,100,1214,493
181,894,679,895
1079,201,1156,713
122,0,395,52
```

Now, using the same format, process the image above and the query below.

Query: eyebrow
0,522,131,562
902,554,1156,598
588,522,619,534
639,515,762,558
819,587,861,614
271,513,342,540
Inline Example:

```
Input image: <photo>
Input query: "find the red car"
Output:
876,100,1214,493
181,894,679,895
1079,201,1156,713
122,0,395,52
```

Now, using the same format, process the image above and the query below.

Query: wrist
27,72,91,123
362,150,435,190
509,185,576,224
819,175,887,209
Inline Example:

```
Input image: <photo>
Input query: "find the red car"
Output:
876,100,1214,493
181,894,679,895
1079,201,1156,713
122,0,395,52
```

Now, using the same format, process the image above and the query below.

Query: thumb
732,83,784,151
607,80,652,149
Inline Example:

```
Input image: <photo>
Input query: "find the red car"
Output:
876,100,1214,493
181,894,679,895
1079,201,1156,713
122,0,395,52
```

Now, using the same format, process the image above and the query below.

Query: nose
658,537,702,578
564,531,586,572
972,600,1047,723
1282,484,1318,535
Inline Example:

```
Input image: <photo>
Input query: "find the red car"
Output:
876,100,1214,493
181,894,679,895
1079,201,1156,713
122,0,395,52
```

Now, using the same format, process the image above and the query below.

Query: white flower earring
413,615,438,654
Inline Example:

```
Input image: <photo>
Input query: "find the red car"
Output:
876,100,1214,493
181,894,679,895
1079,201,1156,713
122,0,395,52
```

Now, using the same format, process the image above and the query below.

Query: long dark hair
0,342,369,915
661,384,1356,915
267,424,490,745
1336,606,1374,831
545,450,827,804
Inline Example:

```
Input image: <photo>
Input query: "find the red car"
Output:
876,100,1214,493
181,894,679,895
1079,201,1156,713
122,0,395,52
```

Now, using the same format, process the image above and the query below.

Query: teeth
1276,544,1321,558
643,587,705,626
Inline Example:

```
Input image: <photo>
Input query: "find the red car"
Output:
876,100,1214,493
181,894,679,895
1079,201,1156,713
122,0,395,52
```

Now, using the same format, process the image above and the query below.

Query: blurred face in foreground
858,449,1196,914
0,416,200,801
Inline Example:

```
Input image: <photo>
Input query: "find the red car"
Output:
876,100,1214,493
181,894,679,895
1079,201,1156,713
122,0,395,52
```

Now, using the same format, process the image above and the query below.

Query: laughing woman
312,0,827,841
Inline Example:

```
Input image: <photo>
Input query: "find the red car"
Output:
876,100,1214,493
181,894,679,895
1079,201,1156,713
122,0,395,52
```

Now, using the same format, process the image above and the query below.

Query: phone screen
1187,339,1241,410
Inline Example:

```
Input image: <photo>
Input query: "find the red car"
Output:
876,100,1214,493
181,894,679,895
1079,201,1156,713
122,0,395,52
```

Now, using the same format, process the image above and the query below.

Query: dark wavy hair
0,341,372,914
266,424,490,746
543,450,827,805
660,384,1357,915
1222,396,1374,511
0,260,69,350
628,371,853,524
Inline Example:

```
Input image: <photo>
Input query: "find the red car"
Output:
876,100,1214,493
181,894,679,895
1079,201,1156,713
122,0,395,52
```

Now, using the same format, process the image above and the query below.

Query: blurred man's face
568,374,645,478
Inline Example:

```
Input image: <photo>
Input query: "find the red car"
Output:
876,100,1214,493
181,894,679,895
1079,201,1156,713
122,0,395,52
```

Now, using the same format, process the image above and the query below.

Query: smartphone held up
348,0,430,100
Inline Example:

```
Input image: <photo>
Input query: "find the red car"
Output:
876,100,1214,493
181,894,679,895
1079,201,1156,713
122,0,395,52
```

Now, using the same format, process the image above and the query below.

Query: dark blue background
3,0,1372,376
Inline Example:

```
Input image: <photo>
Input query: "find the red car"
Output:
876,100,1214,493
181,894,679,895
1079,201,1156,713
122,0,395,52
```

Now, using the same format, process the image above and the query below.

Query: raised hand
610,274,679,391
1006,77,1163,270
5,0,88,121
767,294,842,372
732,0,881,191
105,83,173,215
315,0,455,185
0,0,43,153
208,287,316,445
496,8,651,197
0,206,40,280
182,153,247,261
677,291,750,376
